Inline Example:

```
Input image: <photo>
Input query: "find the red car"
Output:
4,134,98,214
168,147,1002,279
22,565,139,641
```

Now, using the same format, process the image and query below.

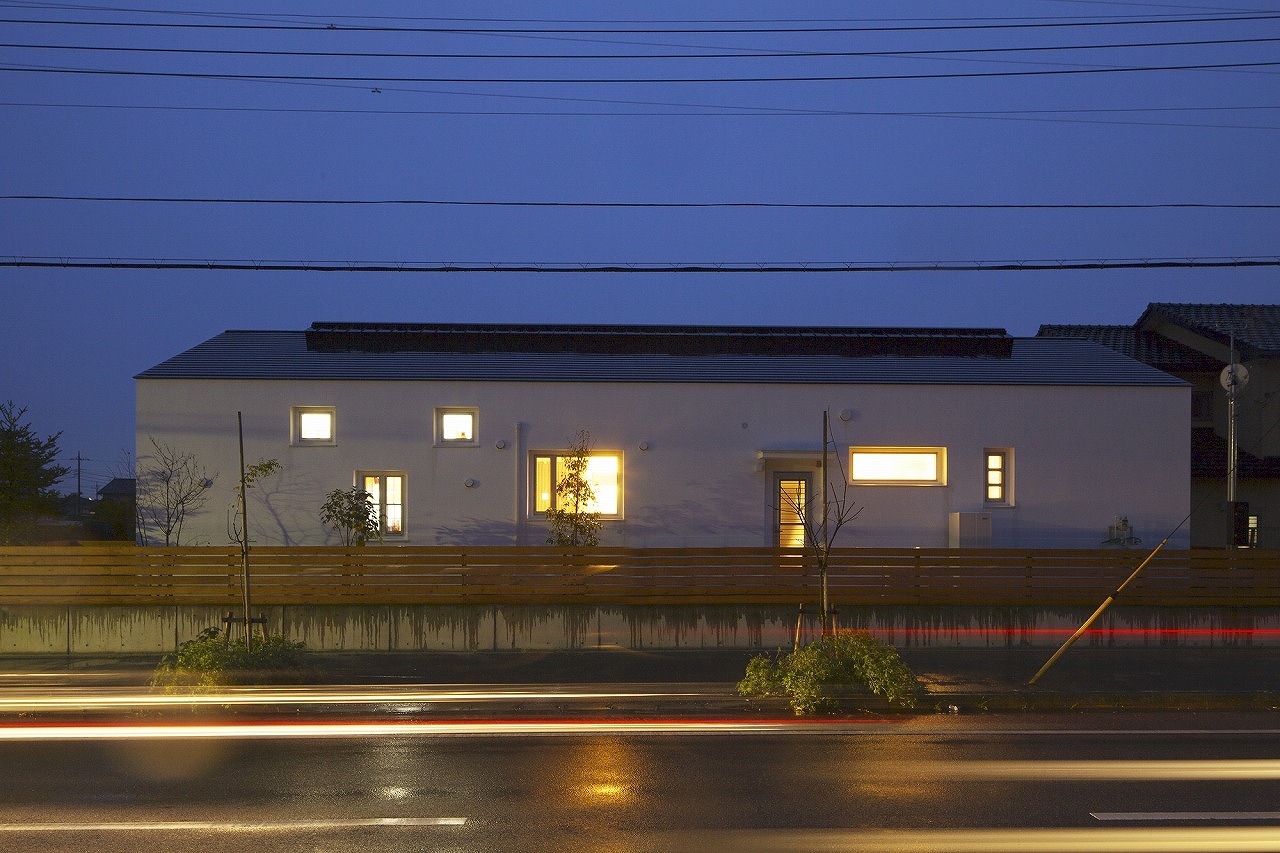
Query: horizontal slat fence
0,546,1277,607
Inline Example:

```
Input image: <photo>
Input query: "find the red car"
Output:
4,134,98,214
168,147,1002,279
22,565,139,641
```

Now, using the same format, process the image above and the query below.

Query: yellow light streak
0,817,465,833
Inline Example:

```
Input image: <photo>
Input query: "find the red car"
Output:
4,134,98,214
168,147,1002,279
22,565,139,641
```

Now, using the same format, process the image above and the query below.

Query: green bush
737,632,922,715
151,626,311,692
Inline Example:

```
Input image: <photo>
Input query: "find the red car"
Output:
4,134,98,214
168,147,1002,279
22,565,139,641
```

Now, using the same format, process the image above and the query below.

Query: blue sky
1,1,1277,495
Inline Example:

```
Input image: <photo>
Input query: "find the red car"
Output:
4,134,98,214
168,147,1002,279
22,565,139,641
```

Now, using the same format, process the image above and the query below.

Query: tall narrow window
984,449,1013,506
359,471,405,537
291,406,336,446
776,474,810,548
531,452,622,518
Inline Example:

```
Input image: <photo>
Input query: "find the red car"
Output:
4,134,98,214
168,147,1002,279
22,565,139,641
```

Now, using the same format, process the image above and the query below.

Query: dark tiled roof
1036,324,1221,372
1138,303,1280,358
1191,428,1280,479
305,322,1013,358
137,328,1186,386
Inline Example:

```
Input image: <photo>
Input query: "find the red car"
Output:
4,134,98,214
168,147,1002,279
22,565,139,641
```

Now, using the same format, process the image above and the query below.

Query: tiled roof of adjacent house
1138,303,1280,358
136,325,1185,386
1035,324,1221,372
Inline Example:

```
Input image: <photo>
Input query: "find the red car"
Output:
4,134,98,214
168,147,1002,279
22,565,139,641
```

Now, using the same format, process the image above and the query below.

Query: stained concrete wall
1,604,1275,653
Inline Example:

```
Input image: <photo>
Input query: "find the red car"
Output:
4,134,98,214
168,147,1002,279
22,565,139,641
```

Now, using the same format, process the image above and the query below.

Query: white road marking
1093,812,1280,822
0,817,466,832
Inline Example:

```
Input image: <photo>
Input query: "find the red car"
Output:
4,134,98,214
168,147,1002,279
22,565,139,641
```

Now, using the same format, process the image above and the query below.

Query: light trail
643,827,1280,851
0,817,466,832
0,685,706,711
1094,812,1280,822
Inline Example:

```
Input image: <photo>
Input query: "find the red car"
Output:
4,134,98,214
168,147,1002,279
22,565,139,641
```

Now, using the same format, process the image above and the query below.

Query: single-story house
135,322,1190,549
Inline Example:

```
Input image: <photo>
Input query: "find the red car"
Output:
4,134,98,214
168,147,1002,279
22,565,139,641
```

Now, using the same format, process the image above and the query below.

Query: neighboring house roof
96,477,135,500
1035,324,1220,373
1137,303,1280,359
137,325,1185,387
1192,428,1280,479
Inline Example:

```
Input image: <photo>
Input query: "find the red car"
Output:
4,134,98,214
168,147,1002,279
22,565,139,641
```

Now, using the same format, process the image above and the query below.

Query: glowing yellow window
985,450,1012,505
849,447,947,486
291,407,335,445
436,407,478,445
532,452,622,517
360,472,405,536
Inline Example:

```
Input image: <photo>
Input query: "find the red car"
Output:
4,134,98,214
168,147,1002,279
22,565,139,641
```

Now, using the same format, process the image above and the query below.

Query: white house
135,322,1190,549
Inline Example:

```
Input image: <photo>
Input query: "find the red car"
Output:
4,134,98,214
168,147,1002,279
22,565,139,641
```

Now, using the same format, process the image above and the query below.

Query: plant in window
546,429,602,548
320,487,381,546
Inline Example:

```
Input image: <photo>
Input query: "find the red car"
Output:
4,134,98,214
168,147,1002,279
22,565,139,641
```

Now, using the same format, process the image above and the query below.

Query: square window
849,447,947,486
435,407,478,446
291,407,336,446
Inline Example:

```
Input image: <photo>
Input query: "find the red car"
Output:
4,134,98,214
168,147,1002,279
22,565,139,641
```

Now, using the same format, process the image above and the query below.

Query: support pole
1027,535,1174,685
237,411,252,652
821,410,831,635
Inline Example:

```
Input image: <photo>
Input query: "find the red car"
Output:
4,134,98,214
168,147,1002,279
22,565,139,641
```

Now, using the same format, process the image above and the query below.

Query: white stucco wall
135,378,1189,549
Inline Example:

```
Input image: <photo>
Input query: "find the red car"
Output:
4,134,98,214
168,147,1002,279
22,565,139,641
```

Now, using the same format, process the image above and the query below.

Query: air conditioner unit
948,512,992,548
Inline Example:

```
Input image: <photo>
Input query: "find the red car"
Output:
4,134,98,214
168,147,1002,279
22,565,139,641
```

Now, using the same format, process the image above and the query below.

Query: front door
775,472,812,548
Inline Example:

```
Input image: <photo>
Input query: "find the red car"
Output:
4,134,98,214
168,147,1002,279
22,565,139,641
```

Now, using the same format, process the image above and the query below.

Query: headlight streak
0,817,466,833
0,686,706,711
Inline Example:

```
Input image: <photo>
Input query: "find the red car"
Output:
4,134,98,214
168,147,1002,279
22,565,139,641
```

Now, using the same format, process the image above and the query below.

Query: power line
5,58,1277,83
4,101,1278,131
3,35,1276,60
3,12,1278,32
4,256,1278,273
5,195,1279,209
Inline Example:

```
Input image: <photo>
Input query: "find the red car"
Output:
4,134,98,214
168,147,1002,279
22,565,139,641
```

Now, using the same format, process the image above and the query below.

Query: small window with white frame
849,447,947,486
358,471,406,538
435,407,478,446
984,448,1013,506
291,406,336,446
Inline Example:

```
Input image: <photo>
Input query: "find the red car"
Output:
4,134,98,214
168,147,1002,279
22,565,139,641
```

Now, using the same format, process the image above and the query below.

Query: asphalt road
2,712,1279,851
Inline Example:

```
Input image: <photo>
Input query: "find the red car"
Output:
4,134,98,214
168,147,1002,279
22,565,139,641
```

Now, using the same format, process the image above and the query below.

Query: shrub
151,626,311,692
737,632,922,715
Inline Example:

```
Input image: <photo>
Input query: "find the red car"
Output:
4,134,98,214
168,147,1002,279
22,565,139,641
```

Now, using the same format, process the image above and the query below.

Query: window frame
848,446,948,487
434,406,479,447
984,448,1014,507
357,470,406,539
291,406,336,446
529,450,624,520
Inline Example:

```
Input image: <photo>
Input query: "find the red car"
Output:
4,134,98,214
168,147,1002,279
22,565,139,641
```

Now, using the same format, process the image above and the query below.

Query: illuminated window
359,471,405,537
532,452,622,518
435,407,478,446
849,447,947,486
985,449,1013,506
291,406,335,446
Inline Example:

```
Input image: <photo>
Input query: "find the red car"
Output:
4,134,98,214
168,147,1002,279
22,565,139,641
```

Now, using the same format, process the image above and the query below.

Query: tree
320,487,381,546
227,457,282,546
776,412,863,637
545,429,603,548
135,437,215,545
0,401,71,544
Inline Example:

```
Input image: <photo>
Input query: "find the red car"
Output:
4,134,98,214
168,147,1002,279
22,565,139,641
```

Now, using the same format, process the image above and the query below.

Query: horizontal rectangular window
291,406,335,446
850,447,947,486
532,451,622,518
435,407,478,446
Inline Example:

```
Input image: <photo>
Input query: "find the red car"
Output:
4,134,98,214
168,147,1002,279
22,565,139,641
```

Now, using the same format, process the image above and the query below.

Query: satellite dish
1220,363,1250,391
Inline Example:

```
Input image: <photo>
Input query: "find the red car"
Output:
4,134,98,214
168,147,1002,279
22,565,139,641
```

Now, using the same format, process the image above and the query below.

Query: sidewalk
3,646,1280,712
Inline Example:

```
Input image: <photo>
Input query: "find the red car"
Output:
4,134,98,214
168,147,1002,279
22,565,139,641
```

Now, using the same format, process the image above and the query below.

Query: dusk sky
2,1,1277,497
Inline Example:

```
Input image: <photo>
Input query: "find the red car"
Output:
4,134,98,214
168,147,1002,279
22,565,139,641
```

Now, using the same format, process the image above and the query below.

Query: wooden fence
0,545,1278,608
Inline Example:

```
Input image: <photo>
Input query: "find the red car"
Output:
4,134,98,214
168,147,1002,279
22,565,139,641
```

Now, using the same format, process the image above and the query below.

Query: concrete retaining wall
1,604,1277,653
